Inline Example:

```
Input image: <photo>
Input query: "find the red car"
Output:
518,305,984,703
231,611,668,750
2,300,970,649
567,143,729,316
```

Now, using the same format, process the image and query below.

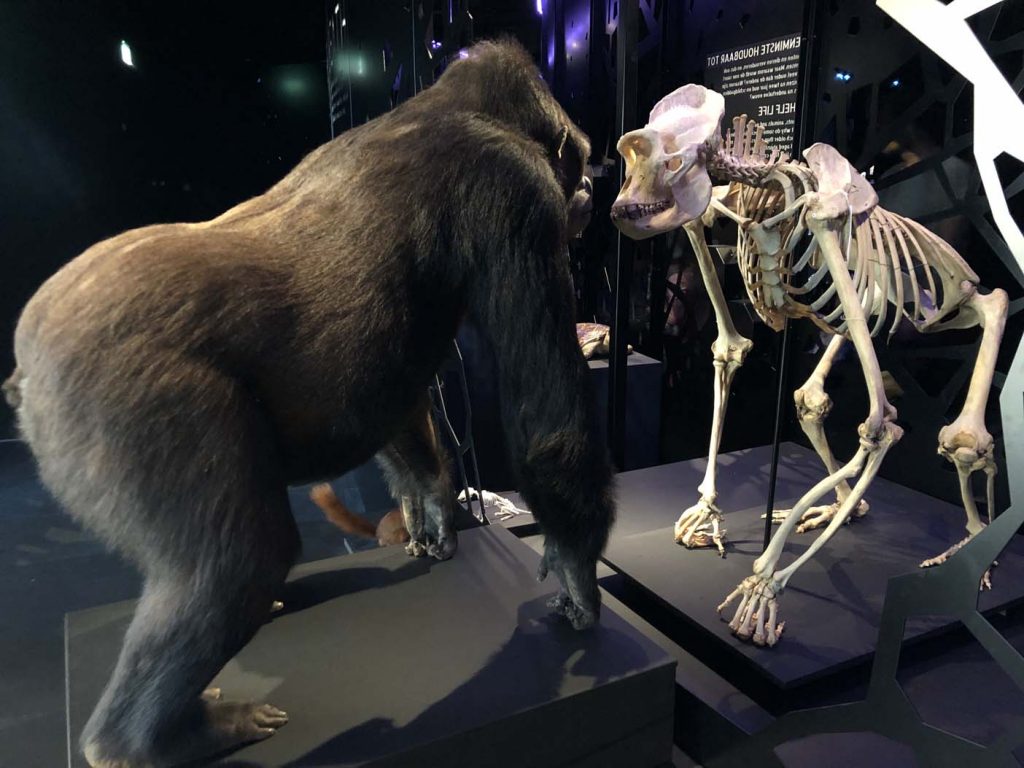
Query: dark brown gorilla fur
5,39,614,767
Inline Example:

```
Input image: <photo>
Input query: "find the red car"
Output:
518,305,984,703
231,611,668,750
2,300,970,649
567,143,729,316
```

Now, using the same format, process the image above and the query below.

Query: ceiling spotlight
120,40,134,67
536,0,543,15
890,78,900,87
334,3,340,13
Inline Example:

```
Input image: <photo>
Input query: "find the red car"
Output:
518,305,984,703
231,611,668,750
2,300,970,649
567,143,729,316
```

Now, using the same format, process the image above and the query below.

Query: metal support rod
608,0,638,469
429,341,486,524
410,0,418,96
763,319,791,550
763,0,822,551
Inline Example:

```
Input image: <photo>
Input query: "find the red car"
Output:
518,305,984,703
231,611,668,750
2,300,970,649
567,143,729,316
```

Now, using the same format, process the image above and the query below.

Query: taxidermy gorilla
5,39,613,767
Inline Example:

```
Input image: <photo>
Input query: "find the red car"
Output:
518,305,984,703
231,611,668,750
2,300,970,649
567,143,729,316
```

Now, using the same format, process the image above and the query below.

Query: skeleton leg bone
719,216,901,645
921,287,1008,588
674,220,753,556
770,334,869,531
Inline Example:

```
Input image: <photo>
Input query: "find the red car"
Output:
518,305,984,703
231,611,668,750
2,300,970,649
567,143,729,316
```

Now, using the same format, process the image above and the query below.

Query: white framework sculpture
611,84,1008,647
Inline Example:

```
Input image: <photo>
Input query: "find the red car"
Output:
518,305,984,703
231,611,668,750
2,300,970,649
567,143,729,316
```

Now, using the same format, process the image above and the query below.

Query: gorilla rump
6,40,614,767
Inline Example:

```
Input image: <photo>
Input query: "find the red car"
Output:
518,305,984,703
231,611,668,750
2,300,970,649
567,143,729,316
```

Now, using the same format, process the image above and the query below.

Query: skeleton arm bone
673,219,753,555
759,194,810,230
708,196,754,229
769,334,870,533
723,217,903,644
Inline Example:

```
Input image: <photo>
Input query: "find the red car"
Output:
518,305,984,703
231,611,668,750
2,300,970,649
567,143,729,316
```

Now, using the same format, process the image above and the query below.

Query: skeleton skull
611,85,724,239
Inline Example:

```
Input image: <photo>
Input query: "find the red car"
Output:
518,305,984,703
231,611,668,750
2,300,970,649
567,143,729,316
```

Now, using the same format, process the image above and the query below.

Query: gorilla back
6,39,614,767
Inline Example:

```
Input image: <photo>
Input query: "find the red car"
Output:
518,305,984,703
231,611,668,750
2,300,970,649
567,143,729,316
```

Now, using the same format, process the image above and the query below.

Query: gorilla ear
555,125,569,159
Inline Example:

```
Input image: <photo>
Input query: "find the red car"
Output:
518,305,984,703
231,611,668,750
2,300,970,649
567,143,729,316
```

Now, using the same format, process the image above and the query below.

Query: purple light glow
564,10,589,58
458,48,470,59
430,40,442,50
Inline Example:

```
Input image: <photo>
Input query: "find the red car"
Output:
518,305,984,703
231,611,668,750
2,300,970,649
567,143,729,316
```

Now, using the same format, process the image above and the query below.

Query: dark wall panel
0,2,329,439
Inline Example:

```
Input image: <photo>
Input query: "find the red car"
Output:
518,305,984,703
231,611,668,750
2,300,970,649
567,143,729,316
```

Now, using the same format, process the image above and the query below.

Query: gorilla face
567,172,593,239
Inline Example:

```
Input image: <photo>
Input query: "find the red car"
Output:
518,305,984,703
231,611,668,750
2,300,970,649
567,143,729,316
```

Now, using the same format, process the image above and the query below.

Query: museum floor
0,437,692,767
4,435,1024,766
0,439,387,768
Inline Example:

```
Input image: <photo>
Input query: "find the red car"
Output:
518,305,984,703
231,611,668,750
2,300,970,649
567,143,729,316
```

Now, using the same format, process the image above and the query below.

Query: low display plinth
66,525,675,768
601,442,1024,712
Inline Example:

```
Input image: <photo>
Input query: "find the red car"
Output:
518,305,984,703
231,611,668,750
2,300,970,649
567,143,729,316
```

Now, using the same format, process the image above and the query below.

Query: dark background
0,0,538,439
3,0,1023,507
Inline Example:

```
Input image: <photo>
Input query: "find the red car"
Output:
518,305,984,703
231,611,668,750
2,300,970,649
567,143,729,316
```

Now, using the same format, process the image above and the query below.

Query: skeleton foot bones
768,500,869,534
921,407,1001,589
457,487,530,521
920,533,997,590
674,498,727,556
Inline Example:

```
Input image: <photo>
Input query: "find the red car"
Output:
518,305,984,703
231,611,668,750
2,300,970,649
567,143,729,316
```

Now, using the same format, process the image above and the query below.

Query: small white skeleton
457,487,530,521
611,85,1008,647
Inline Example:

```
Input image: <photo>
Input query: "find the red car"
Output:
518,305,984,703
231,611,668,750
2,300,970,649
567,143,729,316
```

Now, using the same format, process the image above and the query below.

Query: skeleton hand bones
716,573,785,647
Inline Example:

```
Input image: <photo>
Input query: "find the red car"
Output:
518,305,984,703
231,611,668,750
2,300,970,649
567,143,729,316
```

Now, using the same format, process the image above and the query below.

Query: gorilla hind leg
73,384,300,766
83,550,294,767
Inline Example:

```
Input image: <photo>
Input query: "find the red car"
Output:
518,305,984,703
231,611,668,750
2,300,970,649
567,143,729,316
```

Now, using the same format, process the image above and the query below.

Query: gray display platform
66,525,675,768
601,442,1024,691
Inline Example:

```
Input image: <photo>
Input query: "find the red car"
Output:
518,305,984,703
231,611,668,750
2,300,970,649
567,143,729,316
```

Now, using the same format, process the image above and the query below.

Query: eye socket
665,157,682,172
618,133,653,163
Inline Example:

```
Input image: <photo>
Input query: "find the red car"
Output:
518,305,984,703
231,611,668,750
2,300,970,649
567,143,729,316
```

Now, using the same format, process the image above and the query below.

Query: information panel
704,32,803,154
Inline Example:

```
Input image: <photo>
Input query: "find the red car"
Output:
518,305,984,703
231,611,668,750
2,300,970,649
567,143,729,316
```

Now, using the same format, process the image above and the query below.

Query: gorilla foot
537,544,600,630
83,700,288,768
546,590,597,630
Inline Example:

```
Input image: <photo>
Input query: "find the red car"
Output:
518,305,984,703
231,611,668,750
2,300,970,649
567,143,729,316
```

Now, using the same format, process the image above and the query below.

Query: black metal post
763,0,822,551
608,0,638,469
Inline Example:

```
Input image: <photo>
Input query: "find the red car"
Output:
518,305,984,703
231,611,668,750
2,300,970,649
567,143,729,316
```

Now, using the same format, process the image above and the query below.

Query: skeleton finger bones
717,574,785,647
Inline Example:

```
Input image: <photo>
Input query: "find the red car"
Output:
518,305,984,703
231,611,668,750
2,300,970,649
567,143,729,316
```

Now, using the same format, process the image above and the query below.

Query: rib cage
724,160,980,339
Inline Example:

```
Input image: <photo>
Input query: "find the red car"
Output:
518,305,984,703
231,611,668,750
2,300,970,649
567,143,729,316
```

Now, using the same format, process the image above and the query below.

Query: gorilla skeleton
5,40,614,767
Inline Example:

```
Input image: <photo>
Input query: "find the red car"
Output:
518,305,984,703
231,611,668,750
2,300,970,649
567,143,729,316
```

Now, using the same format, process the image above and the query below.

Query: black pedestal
66,525,675,767
601,442,1024,699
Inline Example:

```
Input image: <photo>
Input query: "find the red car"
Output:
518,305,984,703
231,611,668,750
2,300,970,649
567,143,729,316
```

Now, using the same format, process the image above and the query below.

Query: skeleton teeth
610,199,673,221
